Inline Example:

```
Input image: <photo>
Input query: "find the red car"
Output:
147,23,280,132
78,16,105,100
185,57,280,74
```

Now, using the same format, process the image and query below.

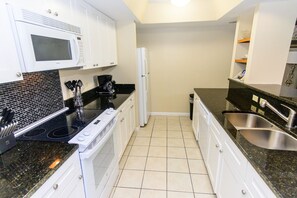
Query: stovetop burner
17,108,103,142
48,126,79,139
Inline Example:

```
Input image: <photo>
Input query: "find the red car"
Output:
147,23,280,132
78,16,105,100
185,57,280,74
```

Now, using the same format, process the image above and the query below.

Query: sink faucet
260,99,296,129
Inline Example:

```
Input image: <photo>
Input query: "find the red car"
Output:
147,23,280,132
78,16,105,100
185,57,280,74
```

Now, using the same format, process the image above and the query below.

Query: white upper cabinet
0,1,23,84
76,1,117,69
6,0,78,25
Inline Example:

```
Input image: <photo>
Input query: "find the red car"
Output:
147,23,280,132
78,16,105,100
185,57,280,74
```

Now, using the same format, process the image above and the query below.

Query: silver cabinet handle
219,149,223,153
47,9,52,14
16,72,22,77
241,189,246,195
215,144,219,148
78,175,83,180
110,62,114,65
54,12,58,16
130,105,134,109
53,184,58,190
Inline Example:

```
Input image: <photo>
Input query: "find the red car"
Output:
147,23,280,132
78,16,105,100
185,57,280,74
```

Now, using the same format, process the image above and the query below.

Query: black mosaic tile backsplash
0,71,64,130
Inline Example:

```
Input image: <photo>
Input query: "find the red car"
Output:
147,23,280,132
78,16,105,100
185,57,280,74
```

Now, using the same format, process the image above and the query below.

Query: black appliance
17,109,103,142
97,75,116,95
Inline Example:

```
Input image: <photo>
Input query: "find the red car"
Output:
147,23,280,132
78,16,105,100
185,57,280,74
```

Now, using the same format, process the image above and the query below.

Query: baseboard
150,112,190,116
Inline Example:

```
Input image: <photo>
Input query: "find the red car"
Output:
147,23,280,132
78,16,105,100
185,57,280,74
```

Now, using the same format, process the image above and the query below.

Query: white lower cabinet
218,158,251,198
115,93,136,159
128,95,136,138
194,97,276,198
32,150,85,198
198,100,210,164
246,163,276,198
207,120,223,193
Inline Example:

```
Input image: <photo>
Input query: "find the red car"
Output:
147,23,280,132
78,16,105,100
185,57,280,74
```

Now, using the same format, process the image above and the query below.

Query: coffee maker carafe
97,75,116,95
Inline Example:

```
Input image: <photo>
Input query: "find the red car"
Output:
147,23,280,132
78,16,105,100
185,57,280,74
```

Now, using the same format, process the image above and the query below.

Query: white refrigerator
137,48,151,127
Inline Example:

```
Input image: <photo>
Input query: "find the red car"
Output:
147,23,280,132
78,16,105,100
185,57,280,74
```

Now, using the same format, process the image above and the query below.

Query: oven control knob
78,136,85,141
83,131,91,136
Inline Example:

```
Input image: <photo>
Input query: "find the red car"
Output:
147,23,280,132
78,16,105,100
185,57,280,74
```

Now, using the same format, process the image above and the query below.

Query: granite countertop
194,88,297,198
0,141,77,198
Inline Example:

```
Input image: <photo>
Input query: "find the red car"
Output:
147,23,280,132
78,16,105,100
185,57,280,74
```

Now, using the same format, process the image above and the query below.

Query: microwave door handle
72,37,80,64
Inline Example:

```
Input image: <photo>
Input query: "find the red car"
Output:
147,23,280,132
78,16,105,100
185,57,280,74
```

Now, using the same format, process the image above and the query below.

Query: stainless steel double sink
223,112,297,151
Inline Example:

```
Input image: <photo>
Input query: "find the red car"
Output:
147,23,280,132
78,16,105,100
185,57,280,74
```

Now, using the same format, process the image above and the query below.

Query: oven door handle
80,119,117,160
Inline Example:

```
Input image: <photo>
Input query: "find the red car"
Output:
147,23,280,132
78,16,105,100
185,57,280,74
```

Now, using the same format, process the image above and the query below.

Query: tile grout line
139,116,154,198
166,116,168,198
180,116,196,198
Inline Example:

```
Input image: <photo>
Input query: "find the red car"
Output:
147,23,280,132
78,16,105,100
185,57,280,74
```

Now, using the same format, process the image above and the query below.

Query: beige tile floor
110,116,216,198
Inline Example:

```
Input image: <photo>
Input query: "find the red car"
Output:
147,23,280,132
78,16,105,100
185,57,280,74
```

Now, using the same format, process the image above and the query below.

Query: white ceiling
84,0,283,25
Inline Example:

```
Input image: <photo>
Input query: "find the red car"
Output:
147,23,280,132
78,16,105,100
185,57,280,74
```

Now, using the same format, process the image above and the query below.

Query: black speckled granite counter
194,88,297,198
0,141,77,198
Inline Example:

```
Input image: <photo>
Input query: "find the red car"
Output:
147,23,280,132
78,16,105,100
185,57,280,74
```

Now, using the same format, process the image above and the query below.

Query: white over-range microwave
7,4,85,72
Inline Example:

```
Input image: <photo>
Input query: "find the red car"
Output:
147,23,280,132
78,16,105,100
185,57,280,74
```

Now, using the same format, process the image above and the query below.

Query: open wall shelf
238,38,251,43
235,59,247,64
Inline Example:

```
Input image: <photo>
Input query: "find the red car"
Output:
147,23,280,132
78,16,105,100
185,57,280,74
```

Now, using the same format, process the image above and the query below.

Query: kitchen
0,0,297,198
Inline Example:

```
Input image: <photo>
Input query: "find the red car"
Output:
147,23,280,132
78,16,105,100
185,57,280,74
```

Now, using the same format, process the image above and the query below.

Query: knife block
0,133,16,154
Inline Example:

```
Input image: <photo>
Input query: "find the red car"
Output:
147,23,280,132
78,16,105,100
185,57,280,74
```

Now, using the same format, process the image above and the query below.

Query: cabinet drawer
32,150,82,198
223,133,247,180
209,115,223,138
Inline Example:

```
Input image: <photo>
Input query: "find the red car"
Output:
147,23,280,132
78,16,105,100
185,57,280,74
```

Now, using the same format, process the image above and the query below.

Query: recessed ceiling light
171,0,191,7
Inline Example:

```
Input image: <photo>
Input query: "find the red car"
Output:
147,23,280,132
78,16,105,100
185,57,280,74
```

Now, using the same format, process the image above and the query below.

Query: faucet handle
281,104,296,114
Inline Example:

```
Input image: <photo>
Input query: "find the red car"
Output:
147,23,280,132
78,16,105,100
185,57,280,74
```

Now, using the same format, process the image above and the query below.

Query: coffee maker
97,75,116,95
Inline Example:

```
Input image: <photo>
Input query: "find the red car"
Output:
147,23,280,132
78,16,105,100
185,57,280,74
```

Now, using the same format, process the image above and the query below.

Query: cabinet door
75,0,93,69
32,151,84,198
6,0,48,15
217,158,251,198
0,1,23,84
114,114,123,160
207,122,222,193
88,8,102,68
119,108,129,154
198,121,210,164
246,163,276,198
49,0,76,24
107,17,117,65
192,94,199,140
198,100,210,163
60,173,84,198
129,95,136,137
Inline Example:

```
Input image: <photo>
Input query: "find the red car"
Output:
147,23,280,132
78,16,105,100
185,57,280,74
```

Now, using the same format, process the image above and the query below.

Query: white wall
245,0,297,84
137,24,235,113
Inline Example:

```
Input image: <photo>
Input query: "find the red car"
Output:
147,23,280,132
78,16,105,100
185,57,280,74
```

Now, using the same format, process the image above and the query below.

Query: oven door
79,124,118,198
15,21,82,72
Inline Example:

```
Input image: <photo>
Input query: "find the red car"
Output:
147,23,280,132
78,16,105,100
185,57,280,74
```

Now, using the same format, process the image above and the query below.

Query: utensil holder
0,133,16,154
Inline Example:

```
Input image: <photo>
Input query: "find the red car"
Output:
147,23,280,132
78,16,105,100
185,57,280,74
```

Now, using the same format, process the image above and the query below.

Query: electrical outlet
250,105,257,112
258,109,265,115
252,95,259,103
